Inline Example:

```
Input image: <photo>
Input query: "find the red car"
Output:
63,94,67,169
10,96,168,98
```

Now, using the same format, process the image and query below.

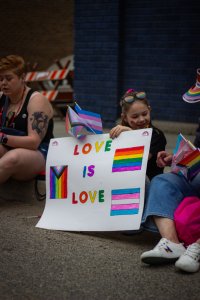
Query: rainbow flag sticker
112,146,144,172
50,166,68,199
110,188,140,216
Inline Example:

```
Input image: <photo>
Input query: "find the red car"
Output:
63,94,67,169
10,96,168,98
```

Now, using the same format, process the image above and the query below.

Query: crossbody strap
1,88,35,128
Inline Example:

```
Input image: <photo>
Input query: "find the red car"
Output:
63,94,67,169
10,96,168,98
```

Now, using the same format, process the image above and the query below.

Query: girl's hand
156,151,173,168
109,125,132,139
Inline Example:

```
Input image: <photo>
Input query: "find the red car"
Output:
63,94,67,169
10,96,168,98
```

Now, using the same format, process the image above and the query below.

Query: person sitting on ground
140,68,200,273
109,89,167,180
0,54,54,184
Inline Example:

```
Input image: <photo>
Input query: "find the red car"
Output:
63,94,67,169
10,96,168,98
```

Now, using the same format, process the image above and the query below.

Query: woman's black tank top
0,89,54,144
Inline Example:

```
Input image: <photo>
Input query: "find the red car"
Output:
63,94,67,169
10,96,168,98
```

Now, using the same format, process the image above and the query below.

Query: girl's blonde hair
0,55,26,77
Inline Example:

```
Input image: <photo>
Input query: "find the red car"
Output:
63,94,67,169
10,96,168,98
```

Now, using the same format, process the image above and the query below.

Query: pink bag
174,196,200,246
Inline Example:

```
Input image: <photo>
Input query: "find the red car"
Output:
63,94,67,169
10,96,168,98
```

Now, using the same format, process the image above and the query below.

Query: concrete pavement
0,119,199,300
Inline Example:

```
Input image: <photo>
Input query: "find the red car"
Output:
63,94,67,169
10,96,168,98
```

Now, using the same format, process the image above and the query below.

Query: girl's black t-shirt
147,126,167,180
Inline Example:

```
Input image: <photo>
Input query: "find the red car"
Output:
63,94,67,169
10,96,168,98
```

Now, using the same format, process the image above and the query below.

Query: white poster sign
36,129,152,231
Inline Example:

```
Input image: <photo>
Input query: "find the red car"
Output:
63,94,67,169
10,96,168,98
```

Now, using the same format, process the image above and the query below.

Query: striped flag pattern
178,148,200,180
110,188,140,216
172,133,200,179
112,146,144,172
50,166,68,199
74,103,103,134
65,107,85,139
65,103,103,139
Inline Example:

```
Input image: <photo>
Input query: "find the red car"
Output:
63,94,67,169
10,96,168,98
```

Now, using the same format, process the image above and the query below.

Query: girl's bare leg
154,216,180,243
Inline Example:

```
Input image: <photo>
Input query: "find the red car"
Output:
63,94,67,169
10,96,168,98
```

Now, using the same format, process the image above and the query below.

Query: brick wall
120,0,200,124
74,0,200,127
0,0,74,70
74,0,121,125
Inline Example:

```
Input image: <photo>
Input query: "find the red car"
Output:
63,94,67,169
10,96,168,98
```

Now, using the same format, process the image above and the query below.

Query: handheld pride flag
74,103,103,134
65,102,103,139
171,133,200,180
66,107,86,139
178,148,200,180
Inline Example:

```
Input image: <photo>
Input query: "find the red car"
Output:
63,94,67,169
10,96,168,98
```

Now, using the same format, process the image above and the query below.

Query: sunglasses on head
123,91,146,104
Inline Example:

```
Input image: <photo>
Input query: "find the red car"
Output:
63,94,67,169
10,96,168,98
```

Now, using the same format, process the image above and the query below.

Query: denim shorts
141,172,200,233
38,143,49,160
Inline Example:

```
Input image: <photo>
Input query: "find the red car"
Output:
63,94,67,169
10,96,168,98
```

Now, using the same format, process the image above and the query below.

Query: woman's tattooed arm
30,111,49,139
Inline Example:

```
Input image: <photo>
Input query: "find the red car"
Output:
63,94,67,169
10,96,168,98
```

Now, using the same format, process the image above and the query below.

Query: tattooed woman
0,55,53,183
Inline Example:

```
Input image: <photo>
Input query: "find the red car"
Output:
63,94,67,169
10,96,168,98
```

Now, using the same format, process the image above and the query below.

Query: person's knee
148,173,179,196
2,151,21,170
150,173,168,187
151,173,182,186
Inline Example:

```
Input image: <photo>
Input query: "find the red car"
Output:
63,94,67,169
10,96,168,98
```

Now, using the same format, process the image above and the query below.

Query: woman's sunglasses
122,92,146,104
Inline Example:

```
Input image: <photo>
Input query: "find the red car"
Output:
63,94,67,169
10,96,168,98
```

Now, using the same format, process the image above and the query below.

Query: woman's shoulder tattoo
30,111,49,137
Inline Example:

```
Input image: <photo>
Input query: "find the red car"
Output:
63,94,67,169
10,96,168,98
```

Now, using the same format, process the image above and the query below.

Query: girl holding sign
110,89,167,180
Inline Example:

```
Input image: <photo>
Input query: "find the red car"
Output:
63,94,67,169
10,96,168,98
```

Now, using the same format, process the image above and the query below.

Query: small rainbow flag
171,133,200,179
50,166,68,199
110,188,140,216
178,148,200,180
112,146,144,172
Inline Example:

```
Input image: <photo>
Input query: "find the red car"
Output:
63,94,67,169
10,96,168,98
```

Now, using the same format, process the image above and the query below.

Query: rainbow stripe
178,149,200,166
178,149,200,179
50,166,68,199
112,146,144,172
182,69,200,103
183,85,200,103
110,188,140,216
